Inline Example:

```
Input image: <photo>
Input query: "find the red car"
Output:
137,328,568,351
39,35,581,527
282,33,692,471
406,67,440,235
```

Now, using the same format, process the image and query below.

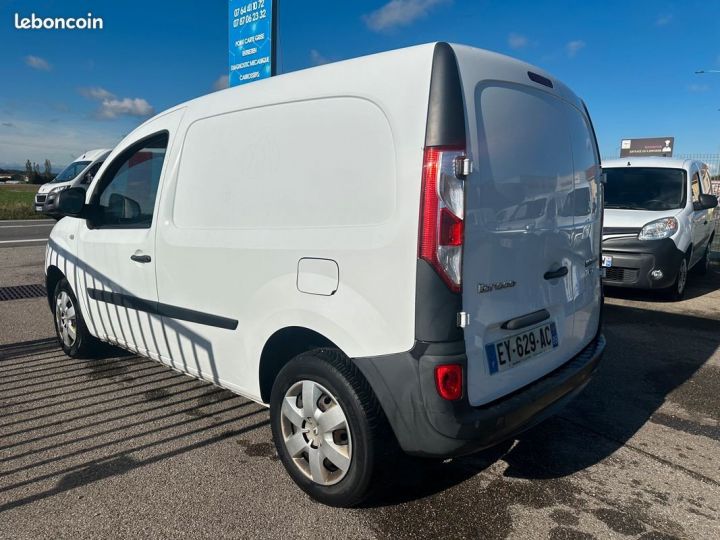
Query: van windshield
604,167,686,211
51,161,91,183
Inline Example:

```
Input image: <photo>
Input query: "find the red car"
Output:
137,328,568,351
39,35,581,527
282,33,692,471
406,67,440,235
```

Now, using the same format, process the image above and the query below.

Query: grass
0,184,43,220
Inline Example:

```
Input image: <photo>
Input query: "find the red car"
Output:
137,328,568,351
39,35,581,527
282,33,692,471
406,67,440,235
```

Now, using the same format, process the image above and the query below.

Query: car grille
604,267,639,283
602,227,640,236
35,194,47,204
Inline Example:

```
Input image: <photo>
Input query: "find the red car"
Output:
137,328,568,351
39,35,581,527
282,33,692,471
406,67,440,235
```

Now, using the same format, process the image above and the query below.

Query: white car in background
35,148,111,217
602,157,718,300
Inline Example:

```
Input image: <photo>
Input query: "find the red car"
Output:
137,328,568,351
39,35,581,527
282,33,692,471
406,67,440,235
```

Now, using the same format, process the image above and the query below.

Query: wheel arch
46,265,66,308
258,326,342,403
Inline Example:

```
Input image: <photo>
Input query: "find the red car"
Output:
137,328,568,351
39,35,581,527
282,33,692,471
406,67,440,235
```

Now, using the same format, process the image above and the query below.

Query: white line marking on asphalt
0,219,54,224
0,224,53,229
0,238,47,244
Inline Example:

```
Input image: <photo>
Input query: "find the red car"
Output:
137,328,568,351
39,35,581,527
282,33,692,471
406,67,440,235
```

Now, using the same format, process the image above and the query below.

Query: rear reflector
434,364,463,401
419,146,466,292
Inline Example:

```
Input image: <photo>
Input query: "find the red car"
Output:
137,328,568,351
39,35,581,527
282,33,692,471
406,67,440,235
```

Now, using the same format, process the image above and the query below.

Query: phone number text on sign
228,0,273,87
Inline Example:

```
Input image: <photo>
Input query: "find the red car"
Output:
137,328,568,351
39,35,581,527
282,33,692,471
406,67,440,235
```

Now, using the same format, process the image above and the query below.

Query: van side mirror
694,193,718,211
55,187,87,217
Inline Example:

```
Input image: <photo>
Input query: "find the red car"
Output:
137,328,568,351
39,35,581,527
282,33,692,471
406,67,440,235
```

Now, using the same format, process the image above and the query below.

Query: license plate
485,322,558,375
602,255,613,268
35,206,42,211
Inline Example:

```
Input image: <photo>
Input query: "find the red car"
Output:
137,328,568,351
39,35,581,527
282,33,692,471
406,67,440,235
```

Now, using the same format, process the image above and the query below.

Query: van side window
82,162,102,185
93,133,168,228
691,172,701,202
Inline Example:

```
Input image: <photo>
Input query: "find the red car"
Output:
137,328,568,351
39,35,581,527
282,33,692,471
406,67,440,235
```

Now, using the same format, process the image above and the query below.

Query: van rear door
458,66,601,406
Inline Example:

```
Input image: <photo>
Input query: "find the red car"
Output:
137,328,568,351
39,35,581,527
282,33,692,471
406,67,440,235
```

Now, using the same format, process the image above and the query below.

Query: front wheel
53,278,100,357
664,257,688,301
270,348,391,507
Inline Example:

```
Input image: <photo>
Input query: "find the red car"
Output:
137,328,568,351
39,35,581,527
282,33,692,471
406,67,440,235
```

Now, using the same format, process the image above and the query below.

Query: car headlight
638,217,678,240
49,185,69,194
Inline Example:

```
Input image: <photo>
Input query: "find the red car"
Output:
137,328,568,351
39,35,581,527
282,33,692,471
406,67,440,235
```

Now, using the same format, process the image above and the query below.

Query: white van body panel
152,45,435,400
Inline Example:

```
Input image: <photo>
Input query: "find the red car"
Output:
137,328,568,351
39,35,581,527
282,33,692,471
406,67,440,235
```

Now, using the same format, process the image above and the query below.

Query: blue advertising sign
228,0,275,87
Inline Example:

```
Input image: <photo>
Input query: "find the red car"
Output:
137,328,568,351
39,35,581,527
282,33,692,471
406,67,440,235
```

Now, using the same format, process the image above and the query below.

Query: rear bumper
353,332,605,458
602,237,684,289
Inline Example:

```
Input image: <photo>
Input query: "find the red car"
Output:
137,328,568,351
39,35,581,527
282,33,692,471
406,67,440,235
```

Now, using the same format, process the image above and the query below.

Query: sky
1,0,720,170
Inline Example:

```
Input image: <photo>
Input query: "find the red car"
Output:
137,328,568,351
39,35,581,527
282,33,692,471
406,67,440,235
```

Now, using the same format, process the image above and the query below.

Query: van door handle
130,254,151,263
544,266,568,280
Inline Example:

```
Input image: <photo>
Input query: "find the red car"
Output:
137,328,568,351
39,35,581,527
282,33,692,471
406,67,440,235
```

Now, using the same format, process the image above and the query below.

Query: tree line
25,159,54,184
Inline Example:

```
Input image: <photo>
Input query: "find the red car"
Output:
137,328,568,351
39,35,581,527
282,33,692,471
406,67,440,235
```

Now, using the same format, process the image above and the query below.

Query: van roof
74,148,111,163
134,42,585,130
602,156,704,171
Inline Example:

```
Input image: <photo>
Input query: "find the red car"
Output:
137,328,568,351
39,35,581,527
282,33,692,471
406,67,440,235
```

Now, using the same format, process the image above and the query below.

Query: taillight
434,364,463,401
419,146,467,292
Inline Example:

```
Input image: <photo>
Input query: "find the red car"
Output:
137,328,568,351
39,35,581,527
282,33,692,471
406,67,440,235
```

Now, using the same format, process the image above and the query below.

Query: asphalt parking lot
1,239,719,539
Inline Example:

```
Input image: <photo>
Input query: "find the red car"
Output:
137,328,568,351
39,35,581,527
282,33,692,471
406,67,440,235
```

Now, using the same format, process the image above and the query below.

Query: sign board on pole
228,0,276,87
619,137,674,157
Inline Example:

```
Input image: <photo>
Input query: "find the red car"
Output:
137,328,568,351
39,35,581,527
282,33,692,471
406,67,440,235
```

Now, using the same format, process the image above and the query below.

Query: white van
45,43,605,506
35,148,111,216
602,157,718,300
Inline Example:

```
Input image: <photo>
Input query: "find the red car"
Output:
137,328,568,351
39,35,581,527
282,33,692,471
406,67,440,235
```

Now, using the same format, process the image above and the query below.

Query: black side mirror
56,187,87,217
694,193,719,211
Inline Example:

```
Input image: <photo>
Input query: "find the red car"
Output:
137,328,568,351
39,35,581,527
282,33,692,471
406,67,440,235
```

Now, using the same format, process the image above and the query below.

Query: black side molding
424,42,466,147
414,260,463,343
87,288,238,330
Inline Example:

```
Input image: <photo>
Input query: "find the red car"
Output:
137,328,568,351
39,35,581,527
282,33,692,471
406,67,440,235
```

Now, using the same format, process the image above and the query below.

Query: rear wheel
270,348,390,507
664,257,688,301
53,278,100,357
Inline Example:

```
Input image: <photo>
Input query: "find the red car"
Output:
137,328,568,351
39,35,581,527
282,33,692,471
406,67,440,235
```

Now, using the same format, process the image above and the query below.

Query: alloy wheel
55,290,77,348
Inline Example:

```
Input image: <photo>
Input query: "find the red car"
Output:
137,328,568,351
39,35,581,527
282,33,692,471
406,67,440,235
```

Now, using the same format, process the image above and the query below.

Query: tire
693,244,710,276
664,256,688,301
270,348,392,507
53,278,100,357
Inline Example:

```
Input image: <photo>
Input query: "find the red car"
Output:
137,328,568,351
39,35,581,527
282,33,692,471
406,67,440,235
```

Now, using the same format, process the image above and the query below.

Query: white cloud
79,86,155,120
687,83,710,92
566,40,586,58
508,33,528,50
212,75,229,91
363,0,450,32
310,49,330,66
79,87,115,100
656,14,672,26
24,55,51,71
79,87,155,119
96,98,154,119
